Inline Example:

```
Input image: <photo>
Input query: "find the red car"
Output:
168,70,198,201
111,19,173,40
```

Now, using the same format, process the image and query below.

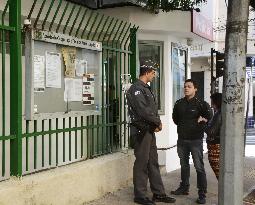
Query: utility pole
219,0,250,205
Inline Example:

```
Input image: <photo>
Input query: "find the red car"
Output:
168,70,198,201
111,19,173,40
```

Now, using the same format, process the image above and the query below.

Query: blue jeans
177,139,207,193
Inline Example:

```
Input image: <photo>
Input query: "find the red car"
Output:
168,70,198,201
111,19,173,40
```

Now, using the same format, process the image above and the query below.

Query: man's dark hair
185,79,199,89
139,66,154,76
210,93,222,110
139,60,157,76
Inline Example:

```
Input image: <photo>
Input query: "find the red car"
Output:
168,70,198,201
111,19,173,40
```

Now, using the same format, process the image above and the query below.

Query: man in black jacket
126,61,176,205
171,79,212,204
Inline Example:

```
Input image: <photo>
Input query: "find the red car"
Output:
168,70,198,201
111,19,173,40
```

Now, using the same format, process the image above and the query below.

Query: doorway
191,71,204,100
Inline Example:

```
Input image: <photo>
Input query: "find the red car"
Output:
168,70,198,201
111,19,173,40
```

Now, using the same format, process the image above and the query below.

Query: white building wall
204,71,211,103
198,0,215,21
99,7,191,34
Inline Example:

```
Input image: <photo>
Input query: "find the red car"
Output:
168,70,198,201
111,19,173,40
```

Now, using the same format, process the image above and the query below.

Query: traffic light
210,49,225,94
215,51,225,78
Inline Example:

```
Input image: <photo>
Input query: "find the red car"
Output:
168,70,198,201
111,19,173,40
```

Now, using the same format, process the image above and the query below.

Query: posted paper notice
75,59,87,77
62,47,76,78
34,55,45,92
82,74,95,105
45,51,61,88
64,78,82,102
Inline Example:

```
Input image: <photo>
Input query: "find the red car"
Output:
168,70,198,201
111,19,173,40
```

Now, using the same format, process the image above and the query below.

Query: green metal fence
0,0,11,179
0,0,138,179
0,0,22,179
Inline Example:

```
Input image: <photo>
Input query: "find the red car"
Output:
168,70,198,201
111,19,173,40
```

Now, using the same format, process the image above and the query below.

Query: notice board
25,30,102,120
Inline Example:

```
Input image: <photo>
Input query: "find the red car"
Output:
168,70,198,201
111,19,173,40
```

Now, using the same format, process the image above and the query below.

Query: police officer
126,61,176,205
171,79,212,204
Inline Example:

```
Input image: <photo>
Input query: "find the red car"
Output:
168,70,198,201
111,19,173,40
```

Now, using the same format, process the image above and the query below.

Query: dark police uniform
126,79,166,199
172,96,212,195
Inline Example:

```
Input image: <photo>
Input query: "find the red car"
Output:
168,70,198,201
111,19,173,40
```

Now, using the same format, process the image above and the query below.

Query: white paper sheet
64,78,82,102
75,59,87,77
45,51,61,88
34,55,45,92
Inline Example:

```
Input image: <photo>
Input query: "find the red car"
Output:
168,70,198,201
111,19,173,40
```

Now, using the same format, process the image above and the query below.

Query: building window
138,41,164,114
172,44,187,105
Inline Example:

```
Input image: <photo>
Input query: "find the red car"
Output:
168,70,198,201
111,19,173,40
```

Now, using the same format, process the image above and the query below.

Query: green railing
0,0,22,179
0,0,138,179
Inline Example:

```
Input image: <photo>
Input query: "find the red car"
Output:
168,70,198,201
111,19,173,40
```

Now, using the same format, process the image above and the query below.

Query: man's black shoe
196,193,206,204
134,197,155,205
171,186,189,195
152,194,176,203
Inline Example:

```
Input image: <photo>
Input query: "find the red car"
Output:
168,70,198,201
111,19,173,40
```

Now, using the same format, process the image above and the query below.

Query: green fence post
9,0,22,176
130,28,137,82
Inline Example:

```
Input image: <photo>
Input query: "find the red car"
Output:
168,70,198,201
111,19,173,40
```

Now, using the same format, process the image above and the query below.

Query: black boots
134,197,155,205
196,192,206,204
152,194,176,203
134,194,176,204
171,185,189,195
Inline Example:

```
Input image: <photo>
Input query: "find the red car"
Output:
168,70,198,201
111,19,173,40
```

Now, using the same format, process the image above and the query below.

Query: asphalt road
246,128,255,145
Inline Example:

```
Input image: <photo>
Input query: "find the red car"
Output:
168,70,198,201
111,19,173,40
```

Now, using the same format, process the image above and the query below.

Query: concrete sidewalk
86,156,255,205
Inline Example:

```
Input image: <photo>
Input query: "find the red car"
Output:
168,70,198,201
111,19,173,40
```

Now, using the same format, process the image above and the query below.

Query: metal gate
0,0,138,180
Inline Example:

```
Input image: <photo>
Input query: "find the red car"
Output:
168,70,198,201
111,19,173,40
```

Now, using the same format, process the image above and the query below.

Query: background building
190,0,255,128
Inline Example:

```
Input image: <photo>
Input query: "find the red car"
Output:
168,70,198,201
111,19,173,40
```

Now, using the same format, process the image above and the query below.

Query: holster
132,121,156,135
129,121,156,148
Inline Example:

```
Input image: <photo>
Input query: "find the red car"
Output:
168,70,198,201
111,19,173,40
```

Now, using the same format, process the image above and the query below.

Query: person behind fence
204,92,222,180
171,79,212,204
126,60,176,205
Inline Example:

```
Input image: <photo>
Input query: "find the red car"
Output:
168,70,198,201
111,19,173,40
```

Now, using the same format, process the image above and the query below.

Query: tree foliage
140,0,206,12
142,0,255,13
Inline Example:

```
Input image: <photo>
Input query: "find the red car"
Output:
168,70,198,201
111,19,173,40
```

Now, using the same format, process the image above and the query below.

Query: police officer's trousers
133,131,165,198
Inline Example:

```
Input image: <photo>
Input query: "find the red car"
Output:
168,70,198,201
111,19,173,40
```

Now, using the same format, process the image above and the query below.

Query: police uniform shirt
126,79,161,128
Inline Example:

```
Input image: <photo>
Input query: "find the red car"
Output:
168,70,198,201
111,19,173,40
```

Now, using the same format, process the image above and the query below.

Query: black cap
140,59,158,71
140,60,159,71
